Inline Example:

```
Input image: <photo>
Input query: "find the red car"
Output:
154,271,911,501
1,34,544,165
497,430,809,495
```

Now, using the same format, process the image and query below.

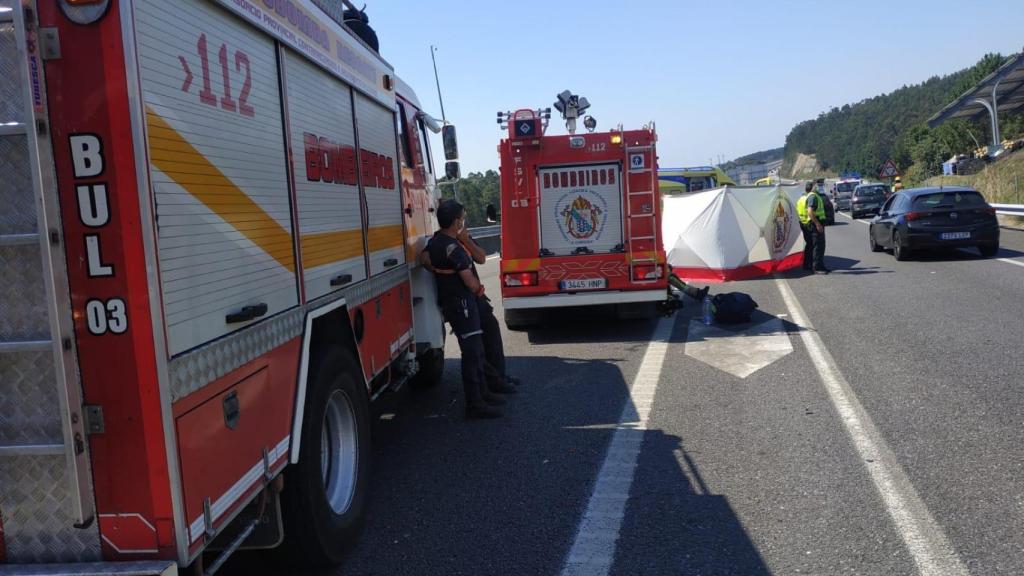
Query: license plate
941,231,970,240
560,278,606,291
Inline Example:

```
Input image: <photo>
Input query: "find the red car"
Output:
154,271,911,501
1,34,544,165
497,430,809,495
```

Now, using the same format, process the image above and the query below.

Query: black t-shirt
425,231,478,301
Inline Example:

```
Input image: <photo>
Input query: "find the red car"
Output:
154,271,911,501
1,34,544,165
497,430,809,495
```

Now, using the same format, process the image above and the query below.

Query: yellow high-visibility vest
797,192,826,224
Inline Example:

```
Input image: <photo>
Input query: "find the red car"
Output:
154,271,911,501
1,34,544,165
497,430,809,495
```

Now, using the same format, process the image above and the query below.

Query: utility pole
430,45,456,199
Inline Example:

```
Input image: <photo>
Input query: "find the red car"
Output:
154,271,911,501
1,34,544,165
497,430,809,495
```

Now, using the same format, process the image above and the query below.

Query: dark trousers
477,297,507,385
802,223,826,270
802,224,814,269
441,296,487,408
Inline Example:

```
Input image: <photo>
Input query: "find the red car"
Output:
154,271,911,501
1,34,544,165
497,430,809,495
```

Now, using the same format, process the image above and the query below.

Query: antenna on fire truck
430,45,447,123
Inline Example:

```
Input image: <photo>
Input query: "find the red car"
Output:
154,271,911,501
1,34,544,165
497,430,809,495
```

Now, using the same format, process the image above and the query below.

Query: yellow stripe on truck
500,258,540,273
367,224,403,253
627,251,665,264
146,108,296,273
301,229,365,269
147,107,397,274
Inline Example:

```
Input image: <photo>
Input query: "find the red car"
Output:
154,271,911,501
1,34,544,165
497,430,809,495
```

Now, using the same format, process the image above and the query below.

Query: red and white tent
662,184,806,282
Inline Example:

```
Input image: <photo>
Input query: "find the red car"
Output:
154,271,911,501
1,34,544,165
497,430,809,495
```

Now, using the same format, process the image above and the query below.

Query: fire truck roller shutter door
283,49,367,301
136,0,298,356
353,92,404,276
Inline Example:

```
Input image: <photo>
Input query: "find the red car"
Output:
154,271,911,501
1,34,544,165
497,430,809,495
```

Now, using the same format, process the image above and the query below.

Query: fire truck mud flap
0,560,178,575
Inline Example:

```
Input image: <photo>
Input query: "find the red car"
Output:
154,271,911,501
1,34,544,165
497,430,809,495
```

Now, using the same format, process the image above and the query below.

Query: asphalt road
226,216,1024,575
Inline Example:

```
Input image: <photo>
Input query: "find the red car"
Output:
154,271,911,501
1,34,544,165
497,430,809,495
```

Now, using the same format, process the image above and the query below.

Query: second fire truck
495,92,670,328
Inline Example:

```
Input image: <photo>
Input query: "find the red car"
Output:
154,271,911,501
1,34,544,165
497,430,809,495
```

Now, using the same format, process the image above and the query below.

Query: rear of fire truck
496,92,669,329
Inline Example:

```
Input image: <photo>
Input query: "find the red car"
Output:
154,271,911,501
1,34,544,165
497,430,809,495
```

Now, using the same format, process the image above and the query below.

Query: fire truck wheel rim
321,388,359,515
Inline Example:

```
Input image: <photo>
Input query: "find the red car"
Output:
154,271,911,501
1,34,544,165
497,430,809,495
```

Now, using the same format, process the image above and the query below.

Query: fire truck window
397,102,414,168
417,116,433,174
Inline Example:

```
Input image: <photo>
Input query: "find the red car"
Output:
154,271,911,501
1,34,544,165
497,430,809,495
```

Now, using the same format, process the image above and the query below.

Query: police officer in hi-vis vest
422,200,519,420
797,181,830,274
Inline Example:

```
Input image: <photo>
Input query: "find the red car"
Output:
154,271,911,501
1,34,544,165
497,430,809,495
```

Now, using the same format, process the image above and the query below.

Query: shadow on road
524,305,670,345
777,255,891,278
612,428,772,576
221,351,769,575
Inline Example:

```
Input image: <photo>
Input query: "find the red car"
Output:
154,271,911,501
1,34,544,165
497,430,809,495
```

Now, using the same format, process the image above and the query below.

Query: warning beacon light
553,90,591,135
497,107,551,140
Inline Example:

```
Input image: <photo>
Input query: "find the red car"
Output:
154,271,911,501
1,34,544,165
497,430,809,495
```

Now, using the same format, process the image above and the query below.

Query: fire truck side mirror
442,124,459,161
445,160,460,181
486,203,500,223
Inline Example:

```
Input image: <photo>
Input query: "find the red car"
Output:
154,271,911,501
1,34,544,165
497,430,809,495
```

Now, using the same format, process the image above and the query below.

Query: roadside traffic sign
878,160,900,178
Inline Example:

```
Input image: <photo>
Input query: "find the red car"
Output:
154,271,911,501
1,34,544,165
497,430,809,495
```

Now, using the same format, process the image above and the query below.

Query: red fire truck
0,0,451,572
495,94,669,328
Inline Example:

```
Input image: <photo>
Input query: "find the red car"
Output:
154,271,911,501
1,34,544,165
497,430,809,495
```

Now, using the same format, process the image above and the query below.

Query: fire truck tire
504,308,542,330
280,351,370,568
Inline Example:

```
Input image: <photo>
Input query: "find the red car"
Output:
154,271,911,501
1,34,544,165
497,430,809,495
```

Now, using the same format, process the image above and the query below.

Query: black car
869,187,999,260
850,184,888,218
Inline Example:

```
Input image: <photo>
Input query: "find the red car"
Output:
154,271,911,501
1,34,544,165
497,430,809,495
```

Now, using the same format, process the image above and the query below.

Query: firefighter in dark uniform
423,200,517,420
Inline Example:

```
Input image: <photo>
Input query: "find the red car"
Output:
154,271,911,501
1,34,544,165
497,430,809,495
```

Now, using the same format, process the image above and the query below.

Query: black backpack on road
712,292,759,324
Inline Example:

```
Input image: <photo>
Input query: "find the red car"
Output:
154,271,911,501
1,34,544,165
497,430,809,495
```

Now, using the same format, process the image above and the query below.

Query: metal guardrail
992,203,1024,216
468,225,501,238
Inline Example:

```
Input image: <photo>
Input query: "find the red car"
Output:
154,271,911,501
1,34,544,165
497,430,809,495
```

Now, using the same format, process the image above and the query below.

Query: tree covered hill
720,147,784,171
783,53,1023,182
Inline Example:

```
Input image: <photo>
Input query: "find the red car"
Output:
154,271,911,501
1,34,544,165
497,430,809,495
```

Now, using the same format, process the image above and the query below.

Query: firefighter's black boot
682,284,710,302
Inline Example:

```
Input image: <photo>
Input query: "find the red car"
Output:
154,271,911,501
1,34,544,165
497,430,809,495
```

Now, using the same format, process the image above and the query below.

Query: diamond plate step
0,561,178,575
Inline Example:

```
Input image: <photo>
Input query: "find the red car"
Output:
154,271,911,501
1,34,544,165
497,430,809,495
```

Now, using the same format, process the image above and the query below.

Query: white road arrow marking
684,317,793,378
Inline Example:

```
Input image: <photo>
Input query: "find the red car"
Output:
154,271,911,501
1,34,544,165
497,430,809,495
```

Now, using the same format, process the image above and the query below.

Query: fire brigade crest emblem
770,195,794,255
561,195,603,240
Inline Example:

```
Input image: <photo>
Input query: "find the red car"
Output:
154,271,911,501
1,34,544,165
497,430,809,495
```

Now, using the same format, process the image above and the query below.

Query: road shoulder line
559,316,674,576
774,277,967,576
998,257,1024,269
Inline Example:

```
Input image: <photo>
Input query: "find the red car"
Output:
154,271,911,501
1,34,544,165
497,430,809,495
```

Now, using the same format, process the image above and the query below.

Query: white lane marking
560,316,674,576
774,278,968,576
486,253,500,261
955,248,1024,270
838,212,870,225
998,257,1024,269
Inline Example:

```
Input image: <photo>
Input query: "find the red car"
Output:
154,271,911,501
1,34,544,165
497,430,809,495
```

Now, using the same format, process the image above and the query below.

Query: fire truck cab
0,0,448,572
495,96,669,328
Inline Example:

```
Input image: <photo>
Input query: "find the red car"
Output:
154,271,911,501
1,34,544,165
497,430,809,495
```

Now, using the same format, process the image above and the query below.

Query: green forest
783,53,1024,183
439,170,501,227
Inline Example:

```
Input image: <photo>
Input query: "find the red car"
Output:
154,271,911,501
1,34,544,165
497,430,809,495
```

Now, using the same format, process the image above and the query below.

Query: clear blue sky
369,0,1023,174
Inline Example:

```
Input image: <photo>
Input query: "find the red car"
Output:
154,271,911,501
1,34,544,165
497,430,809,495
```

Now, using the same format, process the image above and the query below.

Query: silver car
833,180,858,211
851,184,889,218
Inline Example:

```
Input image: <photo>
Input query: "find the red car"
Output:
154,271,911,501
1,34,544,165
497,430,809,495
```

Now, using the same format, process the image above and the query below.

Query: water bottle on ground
702,295,713,326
